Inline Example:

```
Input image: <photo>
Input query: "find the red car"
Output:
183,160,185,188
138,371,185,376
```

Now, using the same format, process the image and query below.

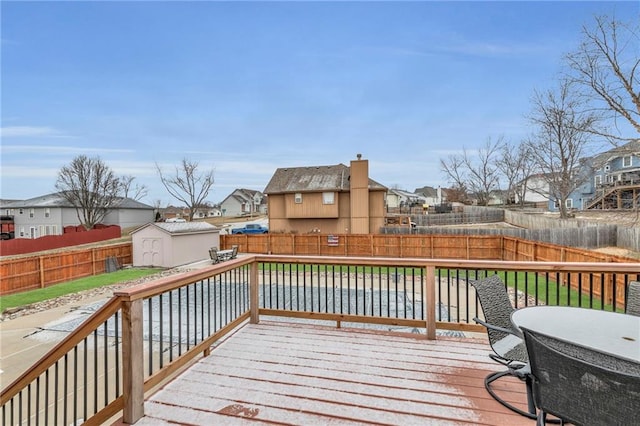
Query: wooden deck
136,321,535,425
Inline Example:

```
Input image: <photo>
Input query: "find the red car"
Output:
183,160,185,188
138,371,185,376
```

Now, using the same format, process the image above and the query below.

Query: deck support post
250,261,260,324
122,299,144,424
424,266,437,340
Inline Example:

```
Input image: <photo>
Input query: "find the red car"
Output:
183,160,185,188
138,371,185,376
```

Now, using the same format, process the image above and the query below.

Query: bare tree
526,80,600,218
565,15,640,141
120,175,148,201
462,138,502,206
156,158,215,221
440,154,469,204
55,155,121,229
496,139,536,206
440,138,501,206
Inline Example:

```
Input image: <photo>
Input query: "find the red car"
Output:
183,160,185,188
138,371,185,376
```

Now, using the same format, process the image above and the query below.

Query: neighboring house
414,186,443,207
541,140,640,212
219,189,267,217
0,192,155,239
161,206,189,221
515,174,552,208
192,206,222,219
583,139,640,210
263,154,387,234
487,190,511,206
386,189,427,213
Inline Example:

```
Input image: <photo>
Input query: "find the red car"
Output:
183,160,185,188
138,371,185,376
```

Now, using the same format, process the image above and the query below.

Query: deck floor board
141,321,535,425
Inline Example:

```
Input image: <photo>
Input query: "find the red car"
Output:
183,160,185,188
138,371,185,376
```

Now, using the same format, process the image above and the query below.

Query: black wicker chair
626,281,640,317
470,275,536,419
521,327,640,426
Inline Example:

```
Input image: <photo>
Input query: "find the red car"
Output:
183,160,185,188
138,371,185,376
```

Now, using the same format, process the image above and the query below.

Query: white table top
511,306,640,363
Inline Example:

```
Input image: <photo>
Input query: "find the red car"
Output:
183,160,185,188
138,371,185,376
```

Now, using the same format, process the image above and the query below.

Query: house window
44,208,50,218
20,227,25,237
622,156,632,167
19,208,23,215
594,175,602,186
604,164,610,172
565,199,573,209
29,208,34,218
40,225,57,236
294,193,303,204
322,192,335,205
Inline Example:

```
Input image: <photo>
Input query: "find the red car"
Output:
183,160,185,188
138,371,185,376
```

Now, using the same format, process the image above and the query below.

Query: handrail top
115,254,639,302
253,254,640,273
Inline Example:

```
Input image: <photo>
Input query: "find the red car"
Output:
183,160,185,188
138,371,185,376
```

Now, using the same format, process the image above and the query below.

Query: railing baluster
115,310,120,397
54,361,59,424
63,354,68,426
73,345,78,426
44,369,49,425
93,330,98,413
178,287,183,355
103,321,108,405
83,338,88,422
148,298,153,375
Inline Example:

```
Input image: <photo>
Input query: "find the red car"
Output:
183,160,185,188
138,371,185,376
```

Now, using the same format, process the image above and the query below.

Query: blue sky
1,1,638,206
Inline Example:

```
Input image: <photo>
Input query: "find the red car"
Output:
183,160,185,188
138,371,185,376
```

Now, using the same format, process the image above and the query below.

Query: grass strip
1,268,162,312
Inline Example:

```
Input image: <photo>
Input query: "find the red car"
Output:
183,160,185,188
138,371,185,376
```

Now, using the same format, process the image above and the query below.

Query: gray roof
592,139,640,164
1,192,154,209
414,186,438,198
264,163,386,194
132,221,218,235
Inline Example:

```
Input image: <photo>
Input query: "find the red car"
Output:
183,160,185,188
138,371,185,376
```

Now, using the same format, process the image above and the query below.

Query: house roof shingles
264,164,386,194
1,192,154,209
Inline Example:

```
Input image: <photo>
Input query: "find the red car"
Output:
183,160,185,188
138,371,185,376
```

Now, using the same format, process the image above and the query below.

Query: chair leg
525,374,536,416
485,371,563,424
485,370,538,419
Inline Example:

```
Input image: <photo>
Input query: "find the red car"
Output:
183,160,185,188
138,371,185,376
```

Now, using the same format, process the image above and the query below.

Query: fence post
39,256,45,288
122,299,144,424
424,265,436,340
250,261,260,324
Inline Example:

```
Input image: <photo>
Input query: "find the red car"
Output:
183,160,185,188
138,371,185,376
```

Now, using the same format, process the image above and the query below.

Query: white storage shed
131,222,220,268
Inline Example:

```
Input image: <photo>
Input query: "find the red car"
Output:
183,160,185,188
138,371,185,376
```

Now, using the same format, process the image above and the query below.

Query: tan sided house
264,155,387,234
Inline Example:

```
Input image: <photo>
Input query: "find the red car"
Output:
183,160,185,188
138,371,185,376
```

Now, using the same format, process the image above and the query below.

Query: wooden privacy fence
222,233,639,307
0,243,132,295
1,234,636,297
222,233,637,262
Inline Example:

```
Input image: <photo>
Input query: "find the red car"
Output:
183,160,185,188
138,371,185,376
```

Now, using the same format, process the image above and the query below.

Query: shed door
141,238,163,266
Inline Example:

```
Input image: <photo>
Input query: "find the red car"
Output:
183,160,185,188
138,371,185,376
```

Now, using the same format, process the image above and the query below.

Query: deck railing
2,255,638,425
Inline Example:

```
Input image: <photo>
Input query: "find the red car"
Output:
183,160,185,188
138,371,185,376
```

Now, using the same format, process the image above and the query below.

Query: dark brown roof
263,163,386,194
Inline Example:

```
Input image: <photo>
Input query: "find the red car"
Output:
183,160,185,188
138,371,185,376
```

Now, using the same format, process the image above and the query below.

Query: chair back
231,245,238,259
626,281,640,317
521,327,640,426
209,247,220,263
471,275,527,362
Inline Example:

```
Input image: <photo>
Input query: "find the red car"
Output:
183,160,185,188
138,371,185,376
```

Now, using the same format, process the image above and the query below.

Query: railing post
424,266,437,340
250,261,260,324
122,299,144,424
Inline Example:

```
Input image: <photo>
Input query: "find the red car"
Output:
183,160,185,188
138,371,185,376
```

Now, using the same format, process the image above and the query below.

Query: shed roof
264,163,386,194
131,221,219,235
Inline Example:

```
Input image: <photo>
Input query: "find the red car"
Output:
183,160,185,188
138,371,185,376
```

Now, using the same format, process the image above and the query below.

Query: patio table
511,306,640,363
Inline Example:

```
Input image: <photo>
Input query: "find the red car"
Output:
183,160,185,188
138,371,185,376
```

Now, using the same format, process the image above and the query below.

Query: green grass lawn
1,268,162,312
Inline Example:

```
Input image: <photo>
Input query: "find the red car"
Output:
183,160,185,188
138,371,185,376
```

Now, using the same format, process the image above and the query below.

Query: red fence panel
0,226,121,256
